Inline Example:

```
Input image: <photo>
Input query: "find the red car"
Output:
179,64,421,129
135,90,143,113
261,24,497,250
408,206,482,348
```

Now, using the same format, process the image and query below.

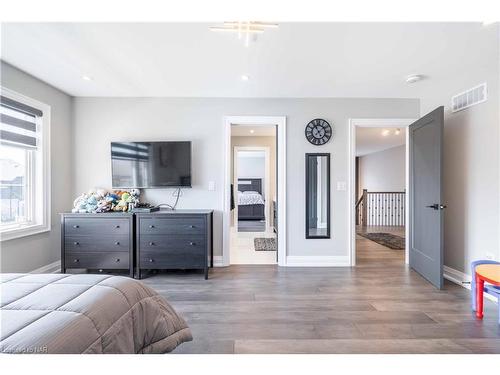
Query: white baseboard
30,260,60,274
444,265,497,303
212,256,224,267
286,255,350,267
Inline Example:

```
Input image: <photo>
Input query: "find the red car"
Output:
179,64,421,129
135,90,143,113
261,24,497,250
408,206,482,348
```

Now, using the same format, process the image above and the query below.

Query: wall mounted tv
111,141,191,188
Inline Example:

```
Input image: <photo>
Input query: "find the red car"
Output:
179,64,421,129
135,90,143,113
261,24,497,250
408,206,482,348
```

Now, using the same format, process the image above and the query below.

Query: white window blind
0,95,42,148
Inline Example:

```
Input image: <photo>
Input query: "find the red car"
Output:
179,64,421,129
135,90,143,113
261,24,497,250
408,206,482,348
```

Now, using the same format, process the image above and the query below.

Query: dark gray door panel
409,106,444,289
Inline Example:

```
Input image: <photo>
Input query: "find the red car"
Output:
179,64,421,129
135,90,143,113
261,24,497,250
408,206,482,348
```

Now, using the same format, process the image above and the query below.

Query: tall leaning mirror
305,153,331,239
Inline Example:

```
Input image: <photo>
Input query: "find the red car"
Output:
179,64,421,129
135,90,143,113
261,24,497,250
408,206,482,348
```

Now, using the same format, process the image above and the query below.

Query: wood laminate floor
142,234,500,354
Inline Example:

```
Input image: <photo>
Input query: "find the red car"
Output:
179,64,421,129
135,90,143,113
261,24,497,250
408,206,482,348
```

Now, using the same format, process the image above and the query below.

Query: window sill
0,223,50,242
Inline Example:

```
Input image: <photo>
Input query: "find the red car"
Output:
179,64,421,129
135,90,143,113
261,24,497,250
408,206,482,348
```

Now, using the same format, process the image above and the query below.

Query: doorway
231,136,275,264
349,119,415,266
223,116,287,267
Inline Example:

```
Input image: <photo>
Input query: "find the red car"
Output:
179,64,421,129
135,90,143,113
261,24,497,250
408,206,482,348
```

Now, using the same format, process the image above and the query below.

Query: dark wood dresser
135,210,213,279
60,213,134,277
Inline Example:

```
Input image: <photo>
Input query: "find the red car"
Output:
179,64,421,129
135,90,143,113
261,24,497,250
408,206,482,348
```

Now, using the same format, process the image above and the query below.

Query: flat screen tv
111,141,191,188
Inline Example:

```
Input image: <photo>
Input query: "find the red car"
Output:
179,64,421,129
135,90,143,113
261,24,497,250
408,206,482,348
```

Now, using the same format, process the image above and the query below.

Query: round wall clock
305,118,333,146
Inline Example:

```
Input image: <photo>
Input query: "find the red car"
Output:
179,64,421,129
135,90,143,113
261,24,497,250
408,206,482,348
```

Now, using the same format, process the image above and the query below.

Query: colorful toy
471,260,500,324
71,188,141,213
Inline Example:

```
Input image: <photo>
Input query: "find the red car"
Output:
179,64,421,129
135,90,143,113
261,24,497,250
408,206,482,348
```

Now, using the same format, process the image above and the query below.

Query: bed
237,178,265,221
0,273,192,354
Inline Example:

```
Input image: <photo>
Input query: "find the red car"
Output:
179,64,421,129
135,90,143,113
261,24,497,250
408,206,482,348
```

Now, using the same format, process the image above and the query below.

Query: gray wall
358,145,406,196
414,24,500,273
73,97,419,258
0,62,74,272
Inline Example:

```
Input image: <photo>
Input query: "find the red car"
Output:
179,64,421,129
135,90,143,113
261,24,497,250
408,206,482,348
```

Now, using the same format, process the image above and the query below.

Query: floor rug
358,232,405,250
254,237,277,251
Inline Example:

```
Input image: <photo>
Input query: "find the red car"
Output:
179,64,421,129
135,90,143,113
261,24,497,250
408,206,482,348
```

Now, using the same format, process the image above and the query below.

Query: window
0,88,50,241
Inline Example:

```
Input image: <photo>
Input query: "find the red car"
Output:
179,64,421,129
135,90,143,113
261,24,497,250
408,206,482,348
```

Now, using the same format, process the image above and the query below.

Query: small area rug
358,232,405,250
254,238,277,251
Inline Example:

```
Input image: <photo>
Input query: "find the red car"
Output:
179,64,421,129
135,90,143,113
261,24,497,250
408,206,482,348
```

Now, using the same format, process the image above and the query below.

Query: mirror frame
305,153,331,239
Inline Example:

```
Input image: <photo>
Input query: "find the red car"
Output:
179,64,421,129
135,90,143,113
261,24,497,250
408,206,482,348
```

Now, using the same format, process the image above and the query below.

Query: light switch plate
208,181,216,191
336,181,347,191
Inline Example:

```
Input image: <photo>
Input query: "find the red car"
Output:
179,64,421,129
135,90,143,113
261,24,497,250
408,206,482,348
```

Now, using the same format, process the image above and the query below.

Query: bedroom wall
73,97,419,262
358,145,406,195
0,61,74,272
237,152,266,196
413,23,500,274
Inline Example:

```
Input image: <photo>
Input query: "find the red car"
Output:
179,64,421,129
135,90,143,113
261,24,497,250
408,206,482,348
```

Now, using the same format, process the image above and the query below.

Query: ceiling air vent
451,83,488,112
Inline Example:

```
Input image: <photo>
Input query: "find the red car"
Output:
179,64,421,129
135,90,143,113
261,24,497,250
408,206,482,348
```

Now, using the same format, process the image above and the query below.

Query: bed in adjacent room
0,273,192,354
237,178,265,221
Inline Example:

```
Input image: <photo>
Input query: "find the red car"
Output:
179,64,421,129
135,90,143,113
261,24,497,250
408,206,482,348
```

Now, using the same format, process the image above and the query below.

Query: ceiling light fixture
81,75,92,81
241,75,249,81
210,21,278,47
250,129,255,134
406,74,423,84
382,129,390,137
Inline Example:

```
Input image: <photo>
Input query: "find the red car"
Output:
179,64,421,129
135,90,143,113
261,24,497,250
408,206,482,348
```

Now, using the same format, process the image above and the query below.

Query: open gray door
409,106,445,289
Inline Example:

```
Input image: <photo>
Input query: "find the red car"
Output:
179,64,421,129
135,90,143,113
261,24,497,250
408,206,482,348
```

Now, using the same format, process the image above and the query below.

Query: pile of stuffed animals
72,188,141,213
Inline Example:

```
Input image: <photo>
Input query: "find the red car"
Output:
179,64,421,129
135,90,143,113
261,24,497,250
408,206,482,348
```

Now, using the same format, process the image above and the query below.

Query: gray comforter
0,273,192,354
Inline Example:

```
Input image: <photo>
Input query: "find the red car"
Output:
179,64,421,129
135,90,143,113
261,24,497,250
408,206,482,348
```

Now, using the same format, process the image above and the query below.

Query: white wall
0,62,74,272
237,152,266,198
358,145,406,195
414,24,500,273
73,97,419,260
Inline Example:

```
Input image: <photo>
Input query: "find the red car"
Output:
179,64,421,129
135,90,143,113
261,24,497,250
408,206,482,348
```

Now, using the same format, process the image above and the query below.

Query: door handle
426,204,447,210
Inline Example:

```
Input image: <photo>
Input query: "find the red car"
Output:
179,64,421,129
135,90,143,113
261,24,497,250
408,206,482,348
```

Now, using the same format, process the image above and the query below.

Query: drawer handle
149,242,155,246
74,241,79,245
189,225,196,229
115,258,120,262
149,258,154,263
189,242,196,246
73,259,79,263
73,225,79,229
115,241,120,245
149,225,155,228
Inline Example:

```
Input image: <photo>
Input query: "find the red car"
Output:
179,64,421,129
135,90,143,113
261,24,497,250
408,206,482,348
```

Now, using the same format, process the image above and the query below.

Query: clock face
305,119,333,146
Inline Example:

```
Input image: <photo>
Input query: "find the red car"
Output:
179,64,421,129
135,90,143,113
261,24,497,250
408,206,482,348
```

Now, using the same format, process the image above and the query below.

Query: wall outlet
208,181,216,191
485,252,495,260
172,189,183,197
336,181,347,191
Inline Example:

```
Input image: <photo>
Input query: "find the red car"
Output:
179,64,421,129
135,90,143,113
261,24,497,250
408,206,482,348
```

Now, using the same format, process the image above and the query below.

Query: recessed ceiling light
382,129,390,137
250,129,255,134
241,75,249,81
406,74,423,84
81,75,92,81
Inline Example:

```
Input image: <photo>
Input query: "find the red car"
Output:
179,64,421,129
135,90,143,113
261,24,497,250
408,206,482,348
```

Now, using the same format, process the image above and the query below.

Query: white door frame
348,118,417,266
233,146,271,233
223,116,287,267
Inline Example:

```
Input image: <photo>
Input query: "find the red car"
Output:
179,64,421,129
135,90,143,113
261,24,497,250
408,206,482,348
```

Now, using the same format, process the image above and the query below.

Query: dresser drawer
65,218,130,236
65,235,130,252
65,251,130,269
139,235,206,253
139,217,205,235
140,251,205,269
